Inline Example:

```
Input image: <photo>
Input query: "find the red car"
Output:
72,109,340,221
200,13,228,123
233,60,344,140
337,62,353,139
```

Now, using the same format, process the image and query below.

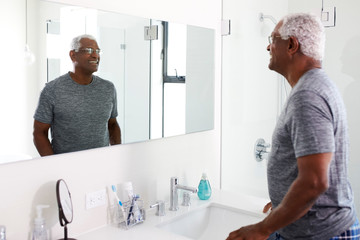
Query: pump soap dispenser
32,205,49,240
197,172,212,200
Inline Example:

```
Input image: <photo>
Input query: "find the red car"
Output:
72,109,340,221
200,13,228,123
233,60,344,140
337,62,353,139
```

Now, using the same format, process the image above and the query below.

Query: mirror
56,179,76,240
0,0,215,163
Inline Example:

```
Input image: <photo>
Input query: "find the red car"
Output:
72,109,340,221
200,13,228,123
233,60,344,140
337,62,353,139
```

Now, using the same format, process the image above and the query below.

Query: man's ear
288,36,300,55
69,50,75,61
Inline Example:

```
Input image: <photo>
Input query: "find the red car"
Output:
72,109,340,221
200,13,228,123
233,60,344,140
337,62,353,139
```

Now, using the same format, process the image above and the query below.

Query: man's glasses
75,48,102,55
268,35,283,45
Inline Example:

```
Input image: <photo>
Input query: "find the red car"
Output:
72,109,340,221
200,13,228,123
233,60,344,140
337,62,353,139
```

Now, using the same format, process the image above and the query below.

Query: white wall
221,0,288,198
0,0,222,239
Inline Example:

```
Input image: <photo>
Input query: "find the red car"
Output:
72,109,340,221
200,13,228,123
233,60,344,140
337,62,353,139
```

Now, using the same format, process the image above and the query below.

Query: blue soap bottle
197,173,212,200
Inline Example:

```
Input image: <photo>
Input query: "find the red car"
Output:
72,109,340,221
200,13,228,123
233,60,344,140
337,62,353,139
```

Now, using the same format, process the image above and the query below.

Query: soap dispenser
197,172,212,200
32,205,49,240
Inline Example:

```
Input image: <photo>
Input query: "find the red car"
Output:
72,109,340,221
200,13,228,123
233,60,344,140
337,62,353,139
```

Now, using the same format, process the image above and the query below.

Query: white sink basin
157,203,265,240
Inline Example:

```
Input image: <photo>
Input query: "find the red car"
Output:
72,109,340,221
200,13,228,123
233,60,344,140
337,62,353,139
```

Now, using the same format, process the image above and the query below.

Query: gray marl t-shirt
34,72,118,154
267,68,356,239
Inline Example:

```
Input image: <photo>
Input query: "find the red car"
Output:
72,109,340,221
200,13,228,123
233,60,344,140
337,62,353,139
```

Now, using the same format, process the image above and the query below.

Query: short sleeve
33,84,55,124
286,90,335,158
110,84,118,119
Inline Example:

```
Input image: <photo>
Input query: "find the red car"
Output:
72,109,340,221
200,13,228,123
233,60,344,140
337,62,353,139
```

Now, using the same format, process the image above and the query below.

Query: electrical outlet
86,189,106,209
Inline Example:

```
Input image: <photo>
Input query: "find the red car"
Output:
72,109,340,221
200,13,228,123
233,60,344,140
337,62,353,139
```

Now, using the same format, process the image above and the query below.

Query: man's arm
226,152,332,240
108,118,121,145
33,120,54,156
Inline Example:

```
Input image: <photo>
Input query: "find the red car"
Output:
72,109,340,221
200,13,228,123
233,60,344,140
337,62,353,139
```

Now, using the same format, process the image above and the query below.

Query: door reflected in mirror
56,179,76,240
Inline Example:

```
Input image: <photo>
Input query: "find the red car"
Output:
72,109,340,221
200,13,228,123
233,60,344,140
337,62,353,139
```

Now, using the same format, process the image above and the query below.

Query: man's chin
268,62,274,71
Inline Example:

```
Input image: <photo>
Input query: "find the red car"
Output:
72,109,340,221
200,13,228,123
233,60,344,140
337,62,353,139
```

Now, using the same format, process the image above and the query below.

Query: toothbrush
127,194,140,225
127,195,135,225
111,185,122,205
111,185,126,219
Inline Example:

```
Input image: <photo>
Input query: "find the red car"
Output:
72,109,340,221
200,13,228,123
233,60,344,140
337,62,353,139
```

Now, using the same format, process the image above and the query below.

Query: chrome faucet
169,177,197,211
150,200,166,216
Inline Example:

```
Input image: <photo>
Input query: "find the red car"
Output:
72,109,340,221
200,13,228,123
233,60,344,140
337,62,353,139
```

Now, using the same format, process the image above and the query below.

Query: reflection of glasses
75,48,102,55
268,35,283,44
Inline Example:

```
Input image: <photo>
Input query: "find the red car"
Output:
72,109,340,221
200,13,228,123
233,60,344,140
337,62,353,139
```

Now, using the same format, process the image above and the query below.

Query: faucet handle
182,192,191,206
254,138,271,162
150,200,166,216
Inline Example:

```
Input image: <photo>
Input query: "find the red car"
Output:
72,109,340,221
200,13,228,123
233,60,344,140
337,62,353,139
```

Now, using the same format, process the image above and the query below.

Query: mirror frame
56,179,76,240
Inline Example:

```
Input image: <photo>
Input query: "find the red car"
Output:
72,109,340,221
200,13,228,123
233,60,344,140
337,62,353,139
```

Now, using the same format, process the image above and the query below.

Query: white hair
279,13,325,61
70,34,97,51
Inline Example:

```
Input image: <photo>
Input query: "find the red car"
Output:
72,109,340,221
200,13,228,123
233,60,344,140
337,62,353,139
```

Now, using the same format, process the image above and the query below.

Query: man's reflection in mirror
33,34,121,156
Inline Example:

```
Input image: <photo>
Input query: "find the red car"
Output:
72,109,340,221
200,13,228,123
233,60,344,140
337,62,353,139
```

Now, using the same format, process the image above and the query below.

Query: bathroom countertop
76,189,270,240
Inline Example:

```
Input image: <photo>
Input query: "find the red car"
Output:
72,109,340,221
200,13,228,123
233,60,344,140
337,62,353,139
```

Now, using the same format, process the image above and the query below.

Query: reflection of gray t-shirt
34,72,118,154
267,69,356,239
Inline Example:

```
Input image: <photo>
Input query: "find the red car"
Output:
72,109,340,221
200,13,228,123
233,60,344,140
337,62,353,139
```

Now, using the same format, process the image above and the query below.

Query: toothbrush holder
115,197,145,229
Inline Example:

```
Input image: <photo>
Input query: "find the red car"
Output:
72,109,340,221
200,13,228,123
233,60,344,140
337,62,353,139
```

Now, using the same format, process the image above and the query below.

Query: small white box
321,7,336,27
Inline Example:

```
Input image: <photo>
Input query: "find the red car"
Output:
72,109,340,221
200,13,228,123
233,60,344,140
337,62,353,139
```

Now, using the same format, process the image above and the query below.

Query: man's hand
226,223,270,240
225,202,272,240
263,202,272,214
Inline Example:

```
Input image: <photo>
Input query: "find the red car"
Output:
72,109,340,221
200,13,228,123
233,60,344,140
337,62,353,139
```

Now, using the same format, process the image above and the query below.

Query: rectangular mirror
0,0,215,164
